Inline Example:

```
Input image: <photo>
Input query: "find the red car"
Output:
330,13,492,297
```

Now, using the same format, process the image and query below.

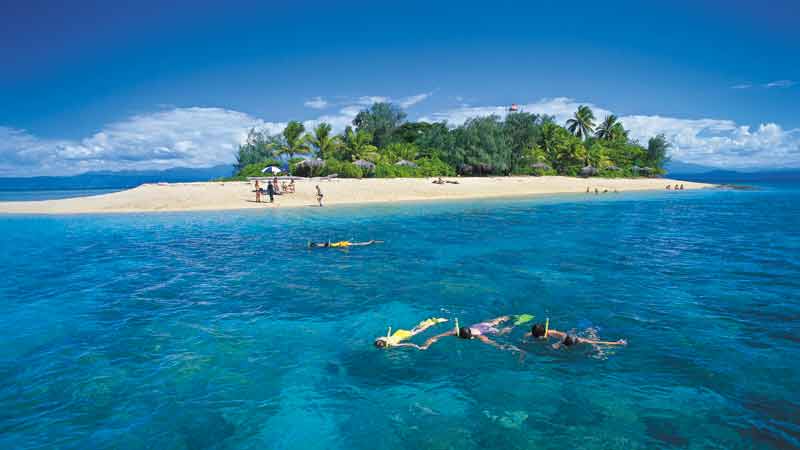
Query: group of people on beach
375,315,626,356
666,184,686,190
586,186,618,194
255,177,295,203
254,179,325,207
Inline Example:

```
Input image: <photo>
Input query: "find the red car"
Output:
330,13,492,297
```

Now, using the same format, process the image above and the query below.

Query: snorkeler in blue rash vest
417,316,523,352
525,320,627,349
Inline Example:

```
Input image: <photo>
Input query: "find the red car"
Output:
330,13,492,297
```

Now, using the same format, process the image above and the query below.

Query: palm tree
306,122,340,160
343,127,378,162
281,121,309,160
594,115,618,140
566,105,596,140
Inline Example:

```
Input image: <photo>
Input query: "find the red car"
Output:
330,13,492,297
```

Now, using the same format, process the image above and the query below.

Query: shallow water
0,188,122,201
1,185,799,449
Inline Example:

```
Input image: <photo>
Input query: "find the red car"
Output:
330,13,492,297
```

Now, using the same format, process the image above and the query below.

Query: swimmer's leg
409,318,448,335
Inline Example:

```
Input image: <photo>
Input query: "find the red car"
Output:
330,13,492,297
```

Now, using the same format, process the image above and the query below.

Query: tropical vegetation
231,102,669,179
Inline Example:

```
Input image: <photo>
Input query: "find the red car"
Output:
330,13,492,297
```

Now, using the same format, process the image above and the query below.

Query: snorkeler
308,240,384,248
418,315,529,352
374,317,448,349
525,319,627,348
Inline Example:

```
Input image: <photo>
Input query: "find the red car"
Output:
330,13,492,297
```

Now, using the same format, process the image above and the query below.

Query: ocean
0,180,798,449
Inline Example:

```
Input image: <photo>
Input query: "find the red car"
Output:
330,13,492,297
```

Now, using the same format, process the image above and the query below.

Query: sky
1,0,799,175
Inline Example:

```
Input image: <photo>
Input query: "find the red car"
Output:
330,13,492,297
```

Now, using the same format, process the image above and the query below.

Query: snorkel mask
375,326,392,348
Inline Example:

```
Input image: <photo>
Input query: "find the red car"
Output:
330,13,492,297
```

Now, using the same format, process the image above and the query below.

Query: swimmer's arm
476,335,524,353
419,330,455,350
547,329,566,340
390,342,423,349
579,337,627,346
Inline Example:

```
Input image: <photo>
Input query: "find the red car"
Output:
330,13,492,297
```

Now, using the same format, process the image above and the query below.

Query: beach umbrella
353,159,376,170
580,165,598,177
262,166,282,174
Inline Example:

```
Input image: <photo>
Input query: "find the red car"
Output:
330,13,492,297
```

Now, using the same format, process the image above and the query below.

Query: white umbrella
262,166,282,174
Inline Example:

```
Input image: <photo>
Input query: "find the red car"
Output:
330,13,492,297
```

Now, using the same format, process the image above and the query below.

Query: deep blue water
1,184,799,449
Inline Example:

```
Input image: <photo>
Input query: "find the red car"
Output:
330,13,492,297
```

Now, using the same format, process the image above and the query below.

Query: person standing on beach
254,180,261,203
316,185,324,207
266,179,275,203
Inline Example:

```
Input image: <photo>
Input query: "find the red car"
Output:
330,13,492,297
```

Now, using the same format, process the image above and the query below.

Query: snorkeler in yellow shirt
308,240,384,248
374,317,448,349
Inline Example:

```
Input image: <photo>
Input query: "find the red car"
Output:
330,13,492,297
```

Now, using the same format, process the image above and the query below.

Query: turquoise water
0,189,122,202
1,185,799,449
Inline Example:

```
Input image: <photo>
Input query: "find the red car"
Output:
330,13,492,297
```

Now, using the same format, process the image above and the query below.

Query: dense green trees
352,102,407,148
231,102,669,179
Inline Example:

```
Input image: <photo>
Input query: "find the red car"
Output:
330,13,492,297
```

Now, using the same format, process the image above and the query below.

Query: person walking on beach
254,180,262,203
272,177,280,195
316,185,324,207
525,320,627,349
266,179,275,203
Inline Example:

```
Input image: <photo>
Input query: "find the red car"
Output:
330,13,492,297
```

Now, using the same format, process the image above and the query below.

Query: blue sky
1,0,798,175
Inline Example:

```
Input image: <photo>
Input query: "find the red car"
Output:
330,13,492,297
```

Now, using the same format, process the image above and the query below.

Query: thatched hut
353,159,376,171
580,165,599,177
395,159,418,168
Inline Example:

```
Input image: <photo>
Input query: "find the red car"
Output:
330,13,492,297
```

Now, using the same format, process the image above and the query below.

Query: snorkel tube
454,318,460,335
386,326,392,346
544,318,550,339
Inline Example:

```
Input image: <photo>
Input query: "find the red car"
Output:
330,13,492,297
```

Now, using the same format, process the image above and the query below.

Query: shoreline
0,176,715,215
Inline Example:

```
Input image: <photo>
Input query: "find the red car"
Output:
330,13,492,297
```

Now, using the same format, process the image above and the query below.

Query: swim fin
514,314,534,326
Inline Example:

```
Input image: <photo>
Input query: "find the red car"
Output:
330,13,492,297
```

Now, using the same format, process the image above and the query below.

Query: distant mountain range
0,165,234,191
666,161,800,183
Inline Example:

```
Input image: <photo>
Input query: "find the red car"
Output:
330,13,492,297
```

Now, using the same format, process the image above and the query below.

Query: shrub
320,159,342,177
416,157,455,177
375,163,399,178
338,162,364,179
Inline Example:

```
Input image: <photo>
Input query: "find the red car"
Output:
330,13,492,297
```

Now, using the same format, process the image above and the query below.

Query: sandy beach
0,177,713,214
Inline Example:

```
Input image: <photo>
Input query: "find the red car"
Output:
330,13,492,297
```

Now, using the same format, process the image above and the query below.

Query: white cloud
0,108,285,176
303,97,329,109
764,80,796,88
355,96,390,105
621,115,800,168
731,83,752,89
398,92,432,108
